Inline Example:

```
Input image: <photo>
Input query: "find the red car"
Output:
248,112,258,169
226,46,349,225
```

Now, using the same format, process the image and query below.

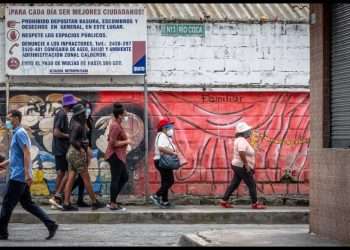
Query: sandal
219,200,234,208
251,202,266,209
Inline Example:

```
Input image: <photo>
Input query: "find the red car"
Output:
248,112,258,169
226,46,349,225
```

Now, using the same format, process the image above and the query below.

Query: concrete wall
0,6,311,199
310,4,350,243
147,22,310,87
0,91,310,197
0,21,309,88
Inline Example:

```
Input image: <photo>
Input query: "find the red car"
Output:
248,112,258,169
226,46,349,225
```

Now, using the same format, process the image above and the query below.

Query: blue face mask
5,120,13,130
85,108,91,118
164,124,173,130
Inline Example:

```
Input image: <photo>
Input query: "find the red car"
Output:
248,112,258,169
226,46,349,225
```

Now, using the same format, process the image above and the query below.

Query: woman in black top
71,100,94,207
63,103,104,211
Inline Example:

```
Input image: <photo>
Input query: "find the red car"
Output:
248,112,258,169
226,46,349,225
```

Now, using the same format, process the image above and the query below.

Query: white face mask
67,112,73,122
5,120,13,130
166,128,174,137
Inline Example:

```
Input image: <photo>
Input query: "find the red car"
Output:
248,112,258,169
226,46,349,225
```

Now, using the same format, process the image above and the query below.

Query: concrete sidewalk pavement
178,225,349,246
5,205,309,224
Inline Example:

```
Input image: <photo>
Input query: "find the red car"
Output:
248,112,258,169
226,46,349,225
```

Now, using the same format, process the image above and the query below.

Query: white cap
235,122,252,133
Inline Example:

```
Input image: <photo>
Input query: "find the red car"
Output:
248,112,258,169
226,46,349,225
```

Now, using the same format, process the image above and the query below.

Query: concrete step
7,205,309,224
178,225,348,246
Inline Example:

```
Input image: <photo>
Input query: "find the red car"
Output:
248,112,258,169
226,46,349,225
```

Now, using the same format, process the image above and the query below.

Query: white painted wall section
147,22,310,87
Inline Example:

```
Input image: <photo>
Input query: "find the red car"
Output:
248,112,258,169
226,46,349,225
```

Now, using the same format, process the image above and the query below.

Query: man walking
0,110,58,240
49,94,77,209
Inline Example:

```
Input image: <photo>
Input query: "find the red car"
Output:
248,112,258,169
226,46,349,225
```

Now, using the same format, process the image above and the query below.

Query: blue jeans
0,180,56,236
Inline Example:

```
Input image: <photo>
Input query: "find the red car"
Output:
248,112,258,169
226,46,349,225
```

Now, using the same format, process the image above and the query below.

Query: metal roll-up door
330,3,350,148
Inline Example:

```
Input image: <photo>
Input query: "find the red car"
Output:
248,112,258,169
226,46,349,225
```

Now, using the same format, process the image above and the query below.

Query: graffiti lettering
202,95,242,103
251,131,310,147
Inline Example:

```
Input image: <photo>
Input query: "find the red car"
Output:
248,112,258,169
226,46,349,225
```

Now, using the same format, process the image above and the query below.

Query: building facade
0,4,310,200
310,3,350,243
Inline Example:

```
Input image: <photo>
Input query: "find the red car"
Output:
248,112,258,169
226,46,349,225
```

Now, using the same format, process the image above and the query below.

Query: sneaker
149,194,161,207
54,194,63,203
0,234,8,240
107,203,127,211
116,206,127,212
160,201,172,209
91,200,104,210
219,200,234,208
62,203,79,211
46,223,59,240
49,197,63,210
251,202,266,209
77,200,90,208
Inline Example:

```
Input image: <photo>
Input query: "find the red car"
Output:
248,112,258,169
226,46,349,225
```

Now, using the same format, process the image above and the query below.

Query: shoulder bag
156,133,181,170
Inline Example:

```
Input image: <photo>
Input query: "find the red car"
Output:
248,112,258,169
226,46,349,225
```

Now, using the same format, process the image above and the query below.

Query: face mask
85,108,91,119
166,128,174,137
123,116,129,122
67,112,73,122
75,113,85,123
241,130,252,138
5,120,13,130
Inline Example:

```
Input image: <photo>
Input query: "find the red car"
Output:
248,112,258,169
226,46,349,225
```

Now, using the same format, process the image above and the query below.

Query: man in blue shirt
0,110,58,240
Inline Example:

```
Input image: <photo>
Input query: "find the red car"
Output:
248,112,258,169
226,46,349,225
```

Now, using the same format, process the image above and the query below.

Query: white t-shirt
154,132,176,160
231,137,255,169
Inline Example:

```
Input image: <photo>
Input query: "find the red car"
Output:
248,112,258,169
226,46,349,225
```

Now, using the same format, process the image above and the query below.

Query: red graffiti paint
97,91,310,196
4,91,309,197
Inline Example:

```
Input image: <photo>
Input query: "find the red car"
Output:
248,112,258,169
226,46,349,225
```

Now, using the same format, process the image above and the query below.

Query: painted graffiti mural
148,92,310,196
0,91,310,197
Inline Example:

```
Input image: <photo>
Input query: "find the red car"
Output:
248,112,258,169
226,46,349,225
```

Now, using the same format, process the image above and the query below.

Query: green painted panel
161,23,205,37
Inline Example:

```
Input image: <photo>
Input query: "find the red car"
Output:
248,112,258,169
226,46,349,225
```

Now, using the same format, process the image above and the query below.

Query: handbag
159,154,181,170
156,133,181,170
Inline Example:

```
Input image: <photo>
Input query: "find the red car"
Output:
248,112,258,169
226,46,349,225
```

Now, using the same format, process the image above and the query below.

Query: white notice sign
5,4,147,75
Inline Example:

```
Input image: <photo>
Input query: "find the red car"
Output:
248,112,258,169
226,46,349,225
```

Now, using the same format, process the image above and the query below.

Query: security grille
330,3,350,148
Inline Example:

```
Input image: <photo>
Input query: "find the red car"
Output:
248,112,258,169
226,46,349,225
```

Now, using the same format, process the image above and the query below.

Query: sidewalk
5,205,309,224
178,225,349,246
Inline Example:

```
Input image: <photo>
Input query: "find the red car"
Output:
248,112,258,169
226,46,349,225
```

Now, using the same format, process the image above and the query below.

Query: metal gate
330,3,350,148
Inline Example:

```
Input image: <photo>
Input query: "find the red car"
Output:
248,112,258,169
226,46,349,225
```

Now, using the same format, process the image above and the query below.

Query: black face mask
75,113,86,123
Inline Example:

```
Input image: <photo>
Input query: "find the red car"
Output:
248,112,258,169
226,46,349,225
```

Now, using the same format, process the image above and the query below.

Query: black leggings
154,160,174,202
107,153,129,203
223,165,258,204
72,174,85,202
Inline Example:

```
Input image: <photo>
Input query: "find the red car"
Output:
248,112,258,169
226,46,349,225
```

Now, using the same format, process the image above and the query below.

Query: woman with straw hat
220,122,266,209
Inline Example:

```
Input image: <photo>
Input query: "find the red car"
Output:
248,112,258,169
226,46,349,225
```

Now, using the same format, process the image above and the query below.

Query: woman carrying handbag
150,118,179,209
